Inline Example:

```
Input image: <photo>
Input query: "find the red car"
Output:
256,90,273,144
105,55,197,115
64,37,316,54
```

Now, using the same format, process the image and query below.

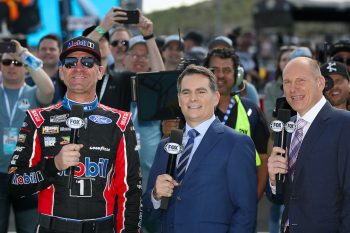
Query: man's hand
136,10,153,37
10,39,26,62
99,7,128,31
267,147,288,186
54,144,83,171
153,174,178,201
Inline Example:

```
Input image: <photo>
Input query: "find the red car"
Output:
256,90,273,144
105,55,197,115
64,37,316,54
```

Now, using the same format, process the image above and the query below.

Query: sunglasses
110,40,129,47
2,59,23,67
62,57,99,69
332,56,350,66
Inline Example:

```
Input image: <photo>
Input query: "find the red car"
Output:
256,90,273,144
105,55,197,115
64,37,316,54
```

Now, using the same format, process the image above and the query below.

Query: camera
114,9,139,24
0,42,16,53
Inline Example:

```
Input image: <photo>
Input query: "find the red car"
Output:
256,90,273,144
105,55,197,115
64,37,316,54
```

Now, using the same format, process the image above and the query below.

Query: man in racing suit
8,36,142,233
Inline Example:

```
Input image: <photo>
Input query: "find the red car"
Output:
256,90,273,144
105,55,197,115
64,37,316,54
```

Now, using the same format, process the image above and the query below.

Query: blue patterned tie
288,118,307,180
177,129,199,183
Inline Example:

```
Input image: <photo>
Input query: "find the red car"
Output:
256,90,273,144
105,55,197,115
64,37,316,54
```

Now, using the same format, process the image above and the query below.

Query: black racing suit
8,102,142,233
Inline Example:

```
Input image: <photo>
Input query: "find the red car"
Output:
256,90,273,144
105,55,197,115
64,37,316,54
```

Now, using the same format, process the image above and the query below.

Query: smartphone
0,42,16,53
114,9,140,24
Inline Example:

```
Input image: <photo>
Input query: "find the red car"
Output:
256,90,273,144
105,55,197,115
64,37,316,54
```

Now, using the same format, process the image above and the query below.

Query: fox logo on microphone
270,120,284,132
164,142,181,154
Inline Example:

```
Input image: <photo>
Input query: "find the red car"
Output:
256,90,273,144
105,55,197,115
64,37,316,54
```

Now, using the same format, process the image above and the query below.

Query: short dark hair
183,31,203,46
38,34,61,50
203,48,240,80
177,65,218,93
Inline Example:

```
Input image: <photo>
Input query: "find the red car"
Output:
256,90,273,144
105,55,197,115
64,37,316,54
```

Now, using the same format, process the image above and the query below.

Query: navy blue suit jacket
143,119,257,233
271,102,350,233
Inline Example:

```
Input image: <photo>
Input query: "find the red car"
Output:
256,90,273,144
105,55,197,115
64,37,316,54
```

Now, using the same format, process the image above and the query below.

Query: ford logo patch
89,115,112,124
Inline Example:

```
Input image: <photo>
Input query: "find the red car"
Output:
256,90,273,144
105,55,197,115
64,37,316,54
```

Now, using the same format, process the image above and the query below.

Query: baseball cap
329,40,350,57
208,36,233,50
162,34,183,50
320,61,349,80
128,35,146,50
185,46,208,63
82,25,109,41
60,36,101,62
289,47,312,60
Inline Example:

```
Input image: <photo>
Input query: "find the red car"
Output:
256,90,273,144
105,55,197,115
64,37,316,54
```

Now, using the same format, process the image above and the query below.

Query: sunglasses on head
2,59,23,67
332,56,350,66
62,57,100,69
110,40,129,47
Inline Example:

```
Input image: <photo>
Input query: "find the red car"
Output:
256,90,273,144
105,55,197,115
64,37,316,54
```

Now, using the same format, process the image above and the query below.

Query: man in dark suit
268,57,350,233
143,65,257,233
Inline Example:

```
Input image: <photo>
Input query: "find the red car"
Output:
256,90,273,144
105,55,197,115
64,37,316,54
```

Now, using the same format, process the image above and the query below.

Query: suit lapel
182,119,224,183
293,102,332,182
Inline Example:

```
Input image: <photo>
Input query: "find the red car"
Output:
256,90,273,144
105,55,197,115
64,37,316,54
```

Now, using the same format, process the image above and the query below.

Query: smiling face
282,57,325,116
59,51,102,102
208,56,235,97
162,41,182,67
124,44,149,73
37,38,60,67
324,74,350,109
178,73,220,128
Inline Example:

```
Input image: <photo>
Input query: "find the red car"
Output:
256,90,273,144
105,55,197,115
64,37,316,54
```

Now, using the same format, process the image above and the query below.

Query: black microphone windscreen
277,109,291,123
69,104,84,118
169,129,183,145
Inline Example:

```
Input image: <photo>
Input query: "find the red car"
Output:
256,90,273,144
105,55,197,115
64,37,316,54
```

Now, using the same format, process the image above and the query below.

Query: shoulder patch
99,104,131,132
28,108,45,128
27,103,62,128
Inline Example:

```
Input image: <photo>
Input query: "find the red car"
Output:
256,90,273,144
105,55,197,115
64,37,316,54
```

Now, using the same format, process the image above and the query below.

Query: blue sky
27,0,118,46
27,0,205,46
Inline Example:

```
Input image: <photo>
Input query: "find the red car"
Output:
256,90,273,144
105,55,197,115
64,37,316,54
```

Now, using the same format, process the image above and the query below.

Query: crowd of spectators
1,4,350,233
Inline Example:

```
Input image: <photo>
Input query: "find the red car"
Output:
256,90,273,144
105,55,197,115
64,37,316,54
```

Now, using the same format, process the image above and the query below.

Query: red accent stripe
113,136,128,233
29,131,42,167
38,185,55,215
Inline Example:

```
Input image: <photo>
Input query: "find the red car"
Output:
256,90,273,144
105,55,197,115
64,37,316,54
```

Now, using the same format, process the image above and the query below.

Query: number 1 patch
69,177,93,197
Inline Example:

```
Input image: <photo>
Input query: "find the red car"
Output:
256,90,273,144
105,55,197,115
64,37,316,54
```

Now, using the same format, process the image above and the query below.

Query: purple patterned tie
177,129,199,183
288,118,307,180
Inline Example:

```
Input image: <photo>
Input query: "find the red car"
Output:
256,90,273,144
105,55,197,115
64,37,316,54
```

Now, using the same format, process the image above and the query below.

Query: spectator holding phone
0,40,54,233
109,27,133,72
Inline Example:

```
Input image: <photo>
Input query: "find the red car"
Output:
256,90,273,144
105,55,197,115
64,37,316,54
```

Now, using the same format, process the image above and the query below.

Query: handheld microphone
66,104,84,189
270,109,294,194
160,129,183,209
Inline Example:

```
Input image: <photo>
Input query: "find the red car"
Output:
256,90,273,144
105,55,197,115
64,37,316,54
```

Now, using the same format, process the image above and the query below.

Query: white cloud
143,0,207,14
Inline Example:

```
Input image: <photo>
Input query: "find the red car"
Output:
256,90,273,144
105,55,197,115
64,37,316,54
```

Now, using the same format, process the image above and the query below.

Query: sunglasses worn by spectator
333,56,350,66
2,59,23,67
62,57,100,69
110,40,129,47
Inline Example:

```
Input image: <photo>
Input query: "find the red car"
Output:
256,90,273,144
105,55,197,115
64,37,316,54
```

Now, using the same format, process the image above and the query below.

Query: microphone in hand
160,129,183,209
66,104,84,189
270,109,295,194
